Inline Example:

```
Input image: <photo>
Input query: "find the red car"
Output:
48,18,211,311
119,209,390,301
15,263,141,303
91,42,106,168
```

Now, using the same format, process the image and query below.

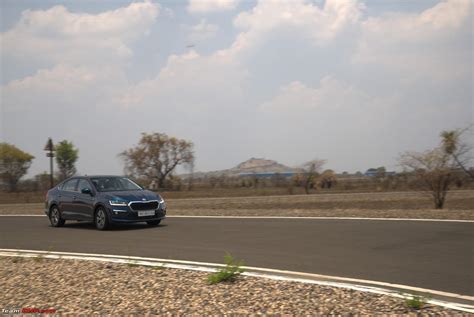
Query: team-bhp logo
2,308,57,314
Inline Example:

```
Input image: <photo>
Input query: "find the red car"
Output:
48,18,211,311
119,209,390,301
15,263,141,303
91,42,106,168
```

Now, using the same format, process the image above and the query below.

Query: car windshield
90,177,142,192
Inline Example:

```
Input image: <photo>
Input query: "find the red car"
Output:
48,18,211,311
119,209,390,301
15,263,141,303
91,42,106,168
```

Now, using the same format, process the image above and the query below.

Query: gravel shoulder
0,257,467,315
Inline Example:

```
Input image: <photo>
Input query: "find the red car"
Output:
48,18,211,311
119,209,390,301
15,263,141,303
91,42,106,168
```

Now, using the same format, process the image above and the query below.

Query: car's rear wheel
95,207,109,230
49,206,65,227
147,220,161,226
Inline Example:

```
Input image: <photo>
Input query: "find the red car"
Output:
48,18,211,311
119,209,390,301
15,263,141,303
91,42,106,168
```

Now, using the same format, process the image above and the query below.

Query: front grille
129,201,159,211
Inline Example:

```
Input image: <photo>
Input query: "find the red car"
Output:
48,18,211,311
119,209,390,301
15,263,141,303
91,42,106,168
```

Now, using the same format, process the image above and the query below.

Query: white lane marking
0,214,473,222
0,248,473,313
168,216,474,223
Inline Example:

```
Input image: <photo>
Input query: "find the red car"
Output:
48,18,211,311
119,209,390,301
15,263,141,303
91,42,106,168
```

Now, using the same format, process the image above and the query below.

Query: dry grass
0,191,46,204
166,190,474,219
0,190,472,219
166,190,474,211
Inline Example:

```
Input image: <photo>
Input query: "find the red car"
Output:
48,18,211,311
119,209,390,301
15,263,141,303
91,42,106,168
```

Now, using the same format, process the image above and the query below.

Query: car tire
95,207,109,230
146,220,161,226
49,205,65,227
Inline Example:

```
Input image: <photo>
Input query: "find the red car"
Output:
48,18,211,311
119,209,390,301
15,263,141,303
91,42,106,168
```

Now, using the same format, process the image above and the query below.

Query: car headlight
109,199,128,206
159,199,166,210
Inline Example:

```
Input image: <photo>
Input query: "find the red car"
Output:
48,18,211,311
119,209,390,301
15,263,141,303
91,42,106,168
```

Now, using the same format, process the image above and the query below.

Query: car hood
102,190,161,202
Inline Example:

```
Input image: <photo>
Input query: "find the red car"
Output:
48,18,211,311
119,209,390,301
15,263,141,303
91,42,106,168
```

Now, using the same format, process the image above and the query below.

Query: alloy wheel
96,209,106,229
50,207,59,226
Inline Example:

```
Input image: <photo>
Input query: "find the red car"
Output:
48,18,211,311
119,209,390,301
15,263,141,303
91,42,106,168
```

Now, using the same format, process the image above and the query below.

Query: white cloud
0,1,159,66
119,50,248,111
260,77,374,112
226,0,363,56
353,0,472,82
3,64,127,110
234,0,362,34
188,0,240,13
418,0,470,30
186,19,219,42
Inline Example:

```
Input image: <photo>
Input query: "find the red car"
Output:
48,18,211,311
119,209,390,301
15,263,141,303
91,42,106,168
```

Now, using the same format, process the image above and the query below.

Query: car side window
77,179,92,193
61,179,78,192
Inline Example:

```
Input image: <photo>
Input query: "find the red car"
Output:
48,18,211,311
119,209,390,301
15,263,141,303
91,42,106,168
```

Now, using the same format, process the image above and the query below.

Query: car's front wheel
49,205,65,227
95,207,109,230
147,220,161,226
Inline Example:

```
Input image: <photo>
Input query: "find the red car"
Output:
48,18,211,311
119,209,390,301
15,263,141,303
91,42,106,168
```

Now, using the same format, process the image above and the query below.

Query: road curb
1,248,473,313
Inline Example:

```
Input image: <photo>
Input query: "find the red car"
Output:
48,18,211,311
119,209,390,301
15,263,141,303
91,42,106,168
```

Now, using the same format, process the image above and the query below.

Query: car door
58,178,78,219
72,178,95,220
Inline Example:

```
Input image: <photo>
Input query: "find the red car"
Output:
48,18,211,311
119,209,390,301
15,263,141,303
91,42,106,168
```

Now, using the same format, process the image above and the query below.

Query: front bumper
108,206,166,223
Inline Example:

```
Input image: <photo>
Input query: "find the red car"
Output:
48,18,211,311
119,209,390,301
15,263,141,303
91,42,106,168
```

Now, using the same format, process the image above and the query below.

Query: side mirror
81,188,92,195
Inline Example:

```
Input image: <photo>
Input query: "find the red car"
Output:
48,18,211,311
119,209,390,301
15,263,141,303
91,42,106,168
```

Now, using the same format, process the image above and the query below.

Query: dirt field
0,188,314,203
3,186,471,202
1,190,473,219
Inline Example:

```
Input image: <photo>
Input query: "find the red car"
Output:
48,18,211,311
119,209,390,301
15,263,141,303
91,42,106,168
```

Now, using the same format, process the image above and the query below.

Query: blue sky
1,0,472,177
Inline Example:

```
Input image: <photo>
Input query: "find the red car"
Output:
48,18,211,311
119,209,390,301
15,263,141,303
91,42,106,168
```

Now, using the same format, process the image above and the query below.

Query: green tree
120,132,194,188
0,143,35,192
55,140,79,181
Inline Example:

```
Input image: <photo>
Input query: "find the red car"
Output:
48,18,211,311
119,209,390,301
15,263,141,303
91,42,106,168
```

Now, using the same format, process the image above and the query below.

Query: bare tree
120,132,194,189
440,127,473,178
301,159,326,194
399,148,456,209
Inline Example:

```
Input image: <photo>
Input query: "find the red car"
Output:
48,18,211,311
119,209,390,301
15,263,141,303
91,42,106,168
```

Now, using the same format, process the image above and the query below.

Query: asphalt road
1,216,473,296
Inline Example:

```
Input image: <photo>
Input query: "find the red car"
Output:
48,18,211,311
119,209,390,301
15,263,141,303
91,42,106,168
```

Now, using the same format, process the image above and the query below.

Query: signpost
44,138,55,188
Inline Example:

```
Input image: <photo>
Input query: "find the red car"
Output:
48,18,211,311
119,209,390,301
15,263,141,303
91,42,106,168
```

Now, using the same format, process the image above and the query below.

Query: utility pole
44,138,55,188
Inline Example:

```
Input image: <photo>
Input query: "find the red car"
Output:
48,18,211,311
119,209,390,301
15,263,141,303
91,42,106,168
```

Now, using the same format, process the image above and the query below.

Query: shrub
207,253,244,284
405,294,427,310
33,255,44,263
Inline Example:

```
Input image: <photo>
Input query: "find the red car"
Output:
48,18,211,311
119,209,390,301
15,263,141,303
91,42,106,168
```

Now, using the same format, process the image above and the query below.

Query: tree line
0,128,472,209
0,133,194,193
0,140,78,192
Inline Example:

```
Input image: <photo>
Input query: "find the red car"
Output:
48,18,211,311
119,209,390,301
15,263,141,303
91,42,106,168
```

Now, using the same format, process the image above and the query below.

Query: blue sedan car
45,176,166,230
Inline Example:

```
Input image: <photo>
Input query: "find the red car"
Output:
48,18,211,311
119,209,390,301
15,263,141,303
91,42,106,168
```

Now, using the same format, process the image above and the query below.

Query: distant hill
185,157,303,178
230,157,296,173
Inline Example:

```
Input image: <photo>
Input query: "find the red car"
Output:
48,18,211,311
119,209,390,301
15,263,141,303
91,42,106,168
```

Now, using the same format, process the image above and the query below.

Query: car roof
83,175,127,178
61,175,127,182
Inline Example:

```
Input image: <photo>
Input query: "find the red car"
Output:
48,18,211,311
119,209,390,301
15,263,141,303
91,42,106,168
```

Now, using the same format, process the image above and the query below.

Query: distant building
364,169,396,177
364,168,378,177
